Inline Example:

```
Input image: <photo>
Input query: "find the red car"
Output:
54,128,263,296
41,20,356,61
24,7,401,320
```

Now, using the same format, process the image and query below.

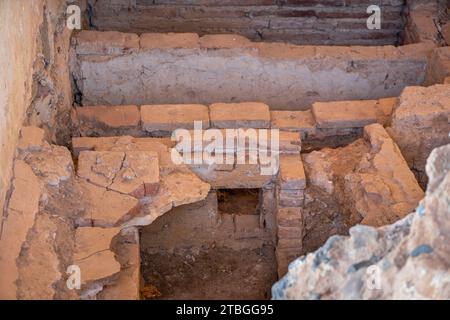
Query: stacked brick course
88,0,406,45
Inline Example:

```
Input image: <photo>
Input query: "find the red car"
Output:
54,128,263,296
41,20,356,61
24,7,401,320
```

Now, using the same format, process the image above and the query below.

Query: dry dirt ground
141,245,277,300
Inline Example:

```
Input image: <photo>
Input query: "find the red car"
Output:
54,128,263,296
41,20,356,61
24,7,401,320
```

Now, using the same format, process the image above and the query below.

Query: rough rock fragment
354,124,424,226
312,100,379,129
141,104,209,134
278,154,306,190
17,126,45,151
210,102,270,128
305,124,423,228
74,105,141,137
270,110,316,137
303,151,334,195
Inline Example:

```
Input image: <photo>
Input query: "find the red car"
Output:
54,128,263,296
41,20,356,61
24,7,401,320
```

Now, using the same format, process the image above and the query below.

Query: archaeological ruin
0,0,449,301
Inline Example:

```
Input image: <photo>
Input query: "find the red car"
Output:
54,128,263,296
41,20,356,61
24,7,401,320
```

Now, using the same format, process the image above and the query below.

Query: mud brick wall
71,31,431,110
0,0,84,234
87,0,406,45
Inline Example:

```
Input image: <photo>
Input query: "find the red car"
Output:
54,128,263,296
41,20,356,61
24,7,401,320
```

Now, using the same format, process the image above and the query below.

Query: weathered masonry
0,0,449,300
88,0,406,46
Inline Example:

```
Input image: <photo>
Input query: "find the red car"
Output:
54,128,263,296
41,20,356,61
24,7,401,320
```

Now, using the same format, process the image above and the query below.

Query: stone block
210,102,270,129
389,84,450,186
278,154,306,190
312,100,378,129
140,33,199,49
278,188,305,207
426,47,450,85
276,207,303,228
75,105,141,136
78,150,160,198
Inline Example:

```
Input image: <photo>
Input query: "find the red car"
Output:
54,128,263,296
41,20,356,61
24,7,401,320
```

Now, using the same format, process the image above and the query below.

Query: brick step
71,30,429,110
72,97,397,150
73,102,272,137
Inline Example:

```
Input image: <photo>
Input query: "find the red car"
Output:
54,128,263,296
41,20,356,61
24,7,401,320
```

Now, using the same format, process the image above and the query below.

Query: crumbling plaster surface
0,0,84,231
71,31,432,110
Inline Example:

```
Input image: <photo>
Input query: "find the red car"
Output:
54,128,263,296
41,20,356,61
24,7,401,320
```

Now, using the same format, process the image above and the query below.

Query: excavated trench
68,2,438,299
2,0,449,301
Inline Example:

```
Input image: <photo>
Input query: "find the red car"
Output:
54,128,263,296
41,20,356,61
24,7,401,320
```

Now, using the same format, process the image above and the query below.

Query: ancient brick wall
87,0,406,45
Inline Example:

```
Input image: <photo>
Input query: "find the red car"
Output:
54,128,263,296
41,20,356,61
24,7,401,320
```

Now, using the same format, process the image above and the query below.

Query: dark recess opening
217,189,261,216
